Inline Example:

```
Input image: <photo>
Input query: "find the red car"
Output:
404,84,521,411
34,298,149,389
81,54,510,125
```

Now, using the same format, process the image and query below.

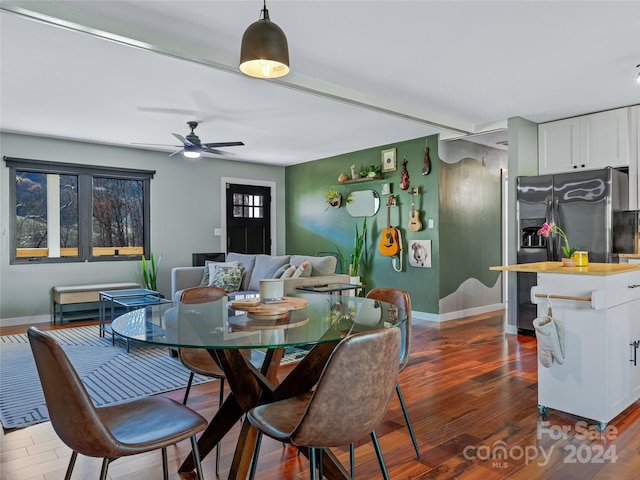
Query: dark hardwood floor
2,311,639,479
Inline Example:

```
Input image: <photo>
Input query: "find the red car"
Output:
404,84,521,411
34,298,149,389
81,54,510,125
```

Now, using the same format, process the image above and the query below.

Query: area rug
0,325,308,430
0,325,215,430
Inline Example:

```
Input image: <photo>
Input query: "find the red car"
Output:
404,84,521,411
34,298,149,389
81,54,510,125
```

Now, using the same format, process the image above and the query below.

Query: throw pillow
280,265,297,279
226,253,258,291
248,254,291,291
201,260,240,286
210,265,245,293
290,255,337,276
291,262,312,278
273,264,290,279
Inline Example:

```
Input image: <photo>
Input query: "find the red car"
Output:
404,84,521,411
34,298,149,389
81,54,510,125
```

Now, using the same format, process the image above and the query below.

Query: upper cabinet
629,105,640,210
539,107,630,175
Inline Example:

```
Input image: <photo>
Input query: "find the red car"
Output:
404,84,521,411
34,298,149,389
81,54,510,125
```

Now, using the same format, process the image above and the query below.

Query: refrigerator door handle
553,198,562,261
544,196,553,260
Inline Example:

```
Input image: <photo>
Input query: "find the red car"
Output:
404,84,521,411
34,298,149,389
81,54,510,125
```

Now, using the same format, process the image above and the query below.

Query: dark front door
226,183,271,254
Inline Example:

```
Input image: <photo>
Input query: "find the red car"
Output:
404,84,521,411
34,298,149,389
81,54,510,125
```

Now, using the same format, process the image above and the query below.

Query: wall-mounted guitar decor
379,195,404,272
379,195,401,256
408,186,422,232
422,139,431,175
400,158,410,190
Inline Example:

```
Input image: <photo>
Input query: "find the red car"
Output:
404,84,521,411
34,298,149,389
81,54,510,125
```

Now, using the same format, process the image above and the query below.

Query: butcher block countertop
490,261,640,276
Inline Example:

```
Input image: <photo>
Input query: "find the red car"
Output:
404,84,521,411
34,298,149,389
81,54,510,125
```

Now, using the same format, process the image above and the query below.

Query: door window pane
233,193,264,219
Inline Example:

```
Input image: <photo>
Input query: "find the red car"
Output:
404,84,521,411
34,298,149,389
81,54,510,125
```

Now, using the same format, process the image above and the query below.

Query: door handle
631,340,640,366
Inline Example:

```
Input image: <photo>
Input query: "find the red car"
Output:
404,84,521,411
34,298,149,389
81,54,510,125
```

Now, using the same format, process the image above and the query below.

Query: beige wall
0,133,285,324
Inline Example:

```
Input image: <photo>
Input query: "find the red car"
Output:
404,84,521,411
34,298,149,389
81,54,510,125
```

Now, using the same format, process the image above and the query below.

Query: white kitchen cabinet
539,107,630,175
630,302,640,399
529,266,640,430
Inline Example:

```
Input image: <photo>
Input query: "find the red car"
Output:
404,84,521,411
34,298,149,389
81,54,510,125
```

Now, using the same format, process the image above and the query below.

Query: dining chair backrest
290,327,401,448
178,286,228,373
28,327,123,458
366,288,412,371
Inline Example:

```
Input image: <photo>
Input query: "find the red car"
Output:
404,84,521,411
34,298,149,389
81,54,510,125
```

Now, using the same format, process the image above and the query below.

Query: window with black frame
6,157,155,264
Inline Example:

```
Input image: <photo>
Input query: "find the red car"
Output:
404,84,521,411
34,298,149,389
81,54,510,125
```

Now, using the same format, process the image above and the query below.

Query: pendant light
239,0,289,79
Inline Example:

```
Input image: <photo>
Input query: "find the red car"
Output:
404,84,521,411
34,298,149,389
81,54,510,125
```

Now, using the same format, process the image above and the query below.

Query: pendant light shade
239,1,289,79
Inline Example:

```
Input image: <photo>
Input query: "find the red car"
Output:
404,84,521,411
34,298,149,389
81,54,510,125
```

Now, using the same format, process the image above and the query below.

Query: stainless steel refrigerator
515,167,629,334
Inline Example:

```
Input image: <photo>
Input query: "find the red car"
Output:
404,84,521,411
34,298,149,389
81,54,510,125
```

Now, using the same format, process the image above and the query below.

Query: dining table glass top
110,293,405,350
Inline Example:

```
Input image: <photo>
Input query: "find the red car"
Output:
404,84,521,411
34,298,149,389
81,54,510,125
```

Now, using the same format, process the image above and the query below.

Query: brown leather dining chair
28,327,207,480
364,288,420,459
177,285,228,473
247,327,401,480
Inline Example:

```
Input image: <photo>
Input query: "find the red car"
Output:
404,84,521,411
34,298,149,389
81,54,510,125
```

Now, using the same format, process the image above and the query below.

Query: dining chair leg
184,375,224,474
191,435,205,480
318,448,324,479
396,382,420,459
248,431,263,480
99,458,110,480
370,431,390,480
161,447,169,480
216,378,225,474
64,451,78,480
349,443,355,478
309,447,317,480
183,372,195,405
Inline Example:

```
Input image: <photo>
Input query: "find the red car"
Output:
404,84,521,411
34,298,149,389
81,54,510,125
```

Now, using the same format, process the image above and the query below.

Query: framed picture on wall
381,148,397,172
408,240,431,268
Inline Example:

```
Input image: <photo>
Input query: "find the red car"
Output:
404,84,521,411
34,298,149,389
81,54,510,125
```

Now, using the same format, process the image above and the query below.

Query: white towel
533,315,565,368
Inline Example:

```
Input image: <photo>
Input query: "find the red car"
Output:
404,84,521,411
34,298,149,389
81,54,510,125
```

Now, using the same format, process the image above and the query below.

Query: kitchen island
491,262,640,430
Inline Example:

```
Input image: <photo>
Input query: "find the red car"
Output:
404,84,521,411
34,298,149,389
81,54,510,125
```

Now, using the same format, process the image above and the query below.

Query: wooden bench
52,282,140,323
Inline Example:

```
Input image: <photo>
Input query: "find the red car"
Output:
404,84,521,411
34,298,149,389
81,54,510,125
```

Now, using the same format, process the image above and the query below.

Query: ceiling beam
1,0,474,136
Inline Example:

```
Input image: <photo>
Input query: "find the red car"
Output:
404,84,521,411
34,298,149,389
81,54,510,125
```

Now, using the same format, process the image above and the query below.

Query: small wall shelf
337,176,383,185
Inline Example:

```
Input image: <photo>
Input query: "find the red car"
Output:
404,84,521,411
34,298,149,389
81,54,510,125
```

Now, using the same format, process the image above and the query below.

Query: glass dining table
111,292,406,479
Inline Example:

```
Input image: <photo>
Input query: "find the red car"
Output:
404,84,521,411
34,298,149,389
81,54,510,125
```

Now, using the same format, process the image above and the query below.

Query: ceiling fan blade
202,141,245,148
172,133,195,146
138,106,201,116
132,142,183,147
202,147,234,156
169,149,184,157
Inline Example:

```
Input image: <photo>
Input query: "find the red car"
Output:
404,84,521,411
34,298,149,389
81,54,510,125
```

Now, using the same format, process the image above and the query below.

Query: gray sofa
170,252,349,302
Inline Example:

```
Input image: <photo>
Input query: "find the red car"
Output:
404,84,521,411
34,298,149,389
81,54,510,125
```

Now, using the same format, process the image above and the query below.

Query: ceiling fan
137,121,244,158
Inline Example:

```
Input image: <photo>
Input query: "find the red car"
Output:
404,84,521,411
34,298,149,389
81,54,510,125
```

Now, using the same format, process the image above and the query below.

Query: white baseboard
4,304,513,332
0,314,51,327
504,323,518,335
413,303,506,323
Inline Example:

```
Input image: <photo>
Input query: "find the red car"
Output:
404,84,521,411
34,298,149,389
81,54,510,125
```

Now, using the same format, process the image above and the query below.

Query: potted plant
538,222,576,266
323,186,342,209
349,218,367,278
141,252,162,291
359,163,381,178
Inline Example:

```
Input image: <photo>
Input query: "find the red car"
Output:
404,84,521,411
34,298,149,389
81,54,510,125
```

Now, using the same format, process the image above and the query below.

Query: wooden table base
179,340,351,479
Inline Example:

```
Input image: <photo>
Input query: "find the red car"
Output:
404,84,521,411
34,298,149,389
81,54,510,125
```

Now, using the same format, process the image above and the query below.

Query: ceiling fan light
183,146,201,159
239,3,289,79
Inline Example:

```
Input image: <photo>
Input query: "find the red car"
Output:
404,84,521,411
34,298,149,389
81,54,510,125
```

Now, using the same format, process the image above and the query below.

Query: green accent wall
285,133,507,317
438,157,502,298
285,135,442,314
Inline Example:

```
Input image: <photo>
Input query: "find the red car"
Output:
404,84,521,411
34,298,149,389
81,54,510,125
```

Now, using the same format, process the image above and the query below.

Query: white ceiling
1,1,639,166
